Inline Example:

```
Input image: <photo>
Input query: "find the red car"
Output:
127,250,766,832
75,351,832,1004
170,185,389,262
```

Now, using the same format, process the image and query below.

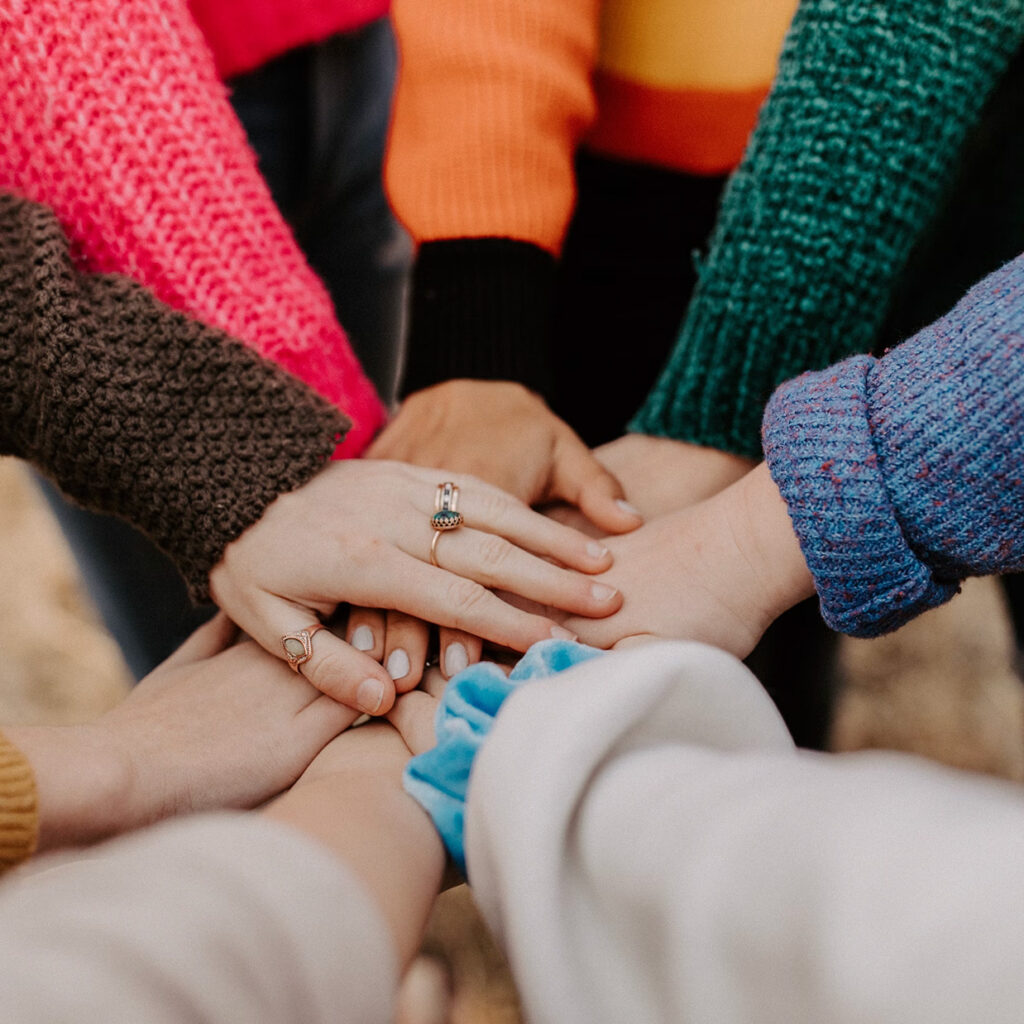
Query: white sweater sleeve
466,640,1024,1024
0,814,397,1024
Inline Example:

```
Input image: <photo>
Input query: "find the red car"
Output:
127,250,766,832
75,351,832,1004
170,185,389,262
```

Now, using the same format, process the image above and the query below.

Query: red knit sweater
190,0,390,78
0,0,388,456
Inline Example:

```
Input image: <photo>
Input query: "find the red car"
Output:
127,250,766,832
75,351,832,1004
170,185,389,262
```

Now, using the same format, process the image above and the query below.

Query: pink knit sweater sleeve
0,0,386,457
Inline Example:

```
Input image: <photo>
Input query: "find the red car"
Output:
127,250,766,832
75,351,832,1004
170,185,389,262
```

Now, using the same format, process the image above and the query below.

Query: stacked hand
209,460,624,715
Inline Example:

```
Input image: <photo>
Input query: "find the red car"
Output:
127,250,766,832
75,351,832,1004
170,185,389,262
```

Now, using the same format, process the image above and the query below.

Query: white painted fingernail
351,625,375,651
444,642,469,677
386,648,410,680
616,499,642,518
587,541,609,559
591,582,618,602
357,678,385,714
550,625,577,641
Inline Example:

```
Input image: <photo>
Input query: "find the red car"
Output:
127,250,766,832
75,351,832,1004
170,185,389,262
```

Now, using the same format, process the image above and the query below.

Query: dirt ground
2,457,1022,1022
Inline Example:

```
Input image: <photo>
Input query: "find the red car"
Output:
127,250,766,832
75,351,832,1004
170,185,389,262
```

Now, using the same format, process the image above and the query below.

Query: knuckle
477,532,514,573
474,487,511,525
304,648,350,695
443,577,490,627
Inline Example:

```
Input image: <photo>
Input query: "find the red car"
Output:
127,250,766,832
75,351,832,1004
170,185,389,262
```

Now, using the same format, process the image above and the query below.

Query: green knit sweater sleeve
630,0,1024,458
0,192,349,601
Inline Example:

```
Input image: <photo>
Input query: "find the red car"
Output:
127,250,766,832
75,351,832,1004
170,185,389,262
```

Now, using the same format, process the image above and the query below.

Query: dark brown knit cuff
401,238,556,399
0,192,350,602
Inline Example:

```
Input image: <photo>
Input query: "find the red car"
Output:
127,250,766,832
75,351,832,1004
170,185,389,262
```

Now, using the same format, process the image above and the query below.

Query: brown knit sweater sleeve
0,731,37,874
0,192,350,600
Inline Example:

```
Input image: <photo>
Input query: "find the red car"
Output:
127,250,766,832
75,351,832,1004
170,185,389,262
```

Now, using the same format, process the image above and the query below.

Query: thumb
245,593,397,716
550,432,643,535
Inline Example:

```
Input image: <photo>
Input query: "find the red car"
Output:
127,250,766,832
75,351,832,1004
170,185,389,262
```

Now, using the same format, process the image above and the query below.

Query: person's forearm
1,725,132,854
763,251,1024,636
387,0,599,395
0,0,385,454
632,0,1023,457
264,725,445,967
0,193,348,600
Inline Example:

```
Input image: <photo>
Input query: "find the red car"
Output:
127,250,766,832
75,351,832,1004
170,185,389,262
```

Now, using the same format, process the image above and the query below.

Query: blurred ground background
2,456,1022,1022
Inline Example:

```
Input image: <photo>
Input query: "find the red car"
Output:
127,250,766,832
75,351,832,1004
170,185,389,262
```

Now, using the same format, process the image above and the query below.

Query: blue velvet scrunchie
403,639,603,874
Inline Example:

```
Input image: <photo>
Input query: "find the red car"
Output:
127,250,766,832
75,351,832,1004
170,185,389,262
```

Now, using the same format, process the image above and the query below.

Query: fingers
452,484,614,574
371,554,577,654
248,595,396,716
428,526,623,618
387,690,439,755
383,611,431,693
159,611,239,668
438,627,483,679
346,608,386,661
551,432,644,535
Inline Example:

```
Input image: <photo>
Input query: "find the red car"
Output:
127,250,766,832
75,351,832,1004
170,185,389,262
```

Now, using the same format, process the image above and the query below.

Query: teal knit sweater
631,0,1024,458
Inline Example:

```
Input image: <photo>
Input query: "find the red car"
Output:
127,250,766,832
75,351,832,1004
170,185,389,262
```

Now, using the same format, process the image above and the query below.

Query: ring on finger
430,481,464,567
431,481,464,531
281,623,326,673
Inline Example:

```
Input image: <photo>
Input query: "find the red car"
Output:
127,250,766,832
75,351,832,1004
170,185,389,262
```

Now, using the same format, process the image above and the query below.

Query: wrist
3,723,135,853
726,463,815,624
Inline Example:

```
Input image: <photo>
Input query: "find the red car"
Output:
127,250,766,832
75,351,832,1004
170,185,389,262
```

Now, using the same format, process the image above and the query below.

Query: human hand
342,605,482,694
594,434,756,519
385,666,450,756
367,381,643,533
560,464,815,657
209,460,622,714
10,613,358,853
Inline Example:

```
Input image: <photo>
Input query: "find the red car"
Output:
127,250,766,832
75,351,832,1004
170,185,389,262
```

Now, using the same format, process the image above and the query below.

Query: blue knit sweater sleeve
762,253,1024,637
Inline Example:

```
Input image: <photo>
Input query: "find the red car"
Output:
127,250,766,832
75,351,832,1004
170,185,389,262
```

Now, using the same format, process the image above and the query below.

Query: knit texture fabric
0,0,386,456
632,0,1024,458
188,0,390,79
763,252,1024,637
0,733,37,875
400,239,557,397
0,194,349,601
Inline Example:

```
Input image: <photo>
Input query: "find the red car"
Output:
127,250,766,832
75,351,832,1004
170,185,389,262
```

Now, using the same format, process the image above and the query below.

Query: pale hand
209,460,622,713
7,614,358,853
368,381,644,534
561,464,815,657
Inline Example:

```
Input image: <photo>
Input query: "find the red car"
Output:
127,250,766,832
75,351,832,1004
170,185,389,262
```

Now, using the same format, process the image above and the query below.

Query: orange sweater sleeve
386,0,600,255
0,732,38,874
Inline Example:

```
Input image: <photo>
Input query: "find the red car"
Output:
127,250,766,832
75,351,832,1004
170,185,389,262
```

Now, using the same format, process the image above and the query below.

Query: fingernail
386,648,410,680
357,678,385,714
616,499,642,518
591,582,618,602
444,642,469,677
351,625,375,652
587,541,609,560
550,625,577,641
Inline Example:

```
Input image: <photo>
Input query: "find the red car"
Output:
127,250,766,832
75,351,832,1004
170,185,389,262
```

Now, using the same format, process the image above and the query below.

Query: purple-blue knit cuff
762,356,958,637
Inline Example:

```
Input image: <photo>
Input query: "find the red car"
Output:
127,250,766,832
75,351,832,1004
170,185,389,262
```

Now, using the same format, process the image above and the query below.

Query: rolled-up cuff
762,356,959,637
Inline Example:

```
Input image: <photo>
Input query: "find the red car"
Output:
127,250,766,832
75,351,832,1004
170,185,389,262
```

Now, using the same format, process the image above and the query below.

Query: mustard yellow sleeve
0,731,38,874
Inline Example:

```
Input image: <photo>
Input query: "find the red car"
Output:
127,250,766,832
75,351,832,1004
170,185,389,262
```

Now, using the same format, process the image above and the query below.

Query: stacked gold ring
430,481,464,567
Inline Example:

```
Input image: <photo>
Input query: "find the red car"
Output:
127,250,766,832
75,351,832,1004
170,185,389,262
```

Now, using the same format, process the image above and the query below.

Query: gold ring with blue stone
430,482,463,566
431,481,464,531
